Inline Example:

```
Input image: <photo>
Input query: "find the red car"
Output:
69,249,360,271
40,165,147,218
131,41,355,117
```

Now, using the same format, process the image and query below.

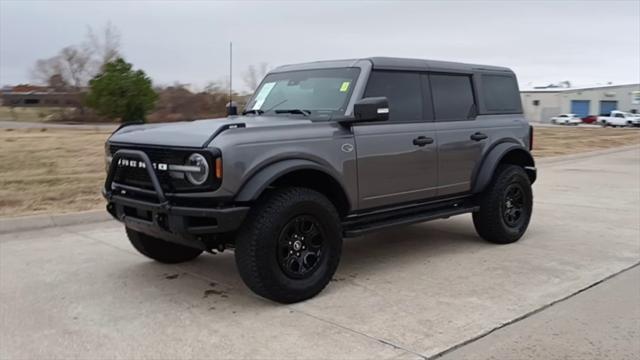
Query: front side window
363,71,423,122
245,68,360,119
430,74,476,121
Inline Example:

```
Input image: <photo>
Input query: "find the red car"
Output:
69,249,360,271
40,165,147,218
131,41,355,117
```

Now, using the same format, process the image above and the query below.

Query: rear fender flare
472,143,535,194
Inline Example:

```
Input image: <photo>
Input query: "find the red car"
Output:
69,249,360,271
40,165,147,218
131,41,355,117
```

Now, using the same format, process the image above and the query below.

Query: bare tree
243,62,269,92
59,45,93,89
31,57,65,86
30,23,122,88
86,21,121,70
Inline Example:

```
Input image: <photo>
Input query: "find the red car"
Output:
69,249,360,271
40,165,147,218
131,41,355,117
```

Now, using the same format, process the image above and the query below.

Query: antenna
229,41,232,105
226,41,237,116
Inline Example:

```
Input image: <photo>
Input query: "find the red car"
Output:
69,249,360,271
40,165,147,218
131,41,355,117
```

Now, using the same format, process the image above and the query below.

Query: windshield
245,68,360,119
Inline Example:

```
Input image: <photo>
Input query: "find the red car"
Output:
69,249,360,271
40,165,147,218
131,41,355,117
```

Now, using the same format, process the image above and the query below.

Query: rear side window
430,74,475,121
481,74,521,113
364,71,422,122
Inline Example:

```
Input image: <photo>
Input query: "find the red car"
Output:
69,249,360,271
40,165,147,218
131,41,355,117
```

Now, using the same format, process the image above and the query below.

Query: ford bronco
103,57,536,303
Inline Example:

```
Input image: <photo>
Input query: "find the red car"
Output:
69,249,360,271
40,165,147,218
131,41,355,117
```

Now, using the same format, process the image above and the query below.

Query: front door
353,70,437,209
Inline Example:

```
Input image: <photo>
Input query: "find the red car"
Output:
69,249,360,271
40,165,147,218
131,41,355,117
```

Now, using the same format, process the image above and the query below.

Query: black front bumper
104,149,249,250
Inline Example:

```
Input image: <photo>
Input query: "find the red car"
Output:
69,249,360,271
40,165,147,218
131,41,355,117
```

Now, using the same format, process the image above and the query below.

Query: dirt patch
0,126,638,217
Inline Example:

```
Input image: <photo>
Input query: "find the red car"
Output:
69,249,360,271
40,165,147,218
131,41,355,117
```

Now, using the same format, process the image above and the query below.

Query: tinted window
481,74,521,113
364,71,422,121
430,74,475,121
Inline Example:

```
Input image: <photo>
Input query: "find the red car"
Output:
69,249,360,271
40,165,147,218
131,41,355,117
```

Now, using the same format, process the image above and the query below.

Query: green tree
85,58,158,122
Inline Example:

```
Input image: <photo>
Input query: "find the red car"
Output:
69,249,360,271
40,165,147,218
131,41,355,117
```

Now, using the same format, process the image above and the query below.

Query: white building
520,84,640,123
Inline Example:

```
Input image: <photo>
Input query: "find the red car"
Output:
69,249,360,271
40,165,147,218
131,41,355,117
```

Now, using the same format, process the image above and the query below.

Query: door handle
470,132,488,141
413,136,434,147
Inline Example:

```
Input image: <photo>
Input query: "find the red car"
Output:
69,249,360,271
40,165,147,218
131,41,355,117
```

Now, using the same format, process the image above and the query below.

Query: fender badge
341,143,354,153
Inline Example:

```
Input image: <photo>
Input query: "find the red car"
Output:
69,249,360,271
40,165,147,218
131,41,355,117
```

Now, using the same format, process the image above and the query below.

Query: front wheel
473,165,533,244
126,228,203,263
235,187,342,303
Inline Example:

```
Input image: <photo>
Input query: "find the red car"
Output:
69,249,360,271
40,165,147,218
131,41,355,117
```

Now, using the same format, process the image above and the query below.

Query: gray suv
104,57,536,303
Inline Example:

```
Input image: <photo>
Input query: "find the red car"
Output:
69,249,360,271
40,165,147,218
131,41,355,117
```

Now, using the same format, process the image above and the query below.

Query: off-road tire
473,165,533,244
126,228,203,263
235,187,342,303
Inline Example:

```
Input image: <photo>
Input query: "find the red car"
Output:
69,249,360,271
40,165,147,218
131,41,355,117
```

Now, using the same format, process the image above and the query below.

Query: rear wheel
235,187,342,303
126,228,203,263
473,165,533,244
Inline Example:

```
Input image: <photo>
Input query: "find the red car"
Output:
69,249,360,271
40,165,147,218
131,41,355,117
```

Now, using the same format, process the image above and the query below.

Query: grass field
0,106,65,122
1,126,638,217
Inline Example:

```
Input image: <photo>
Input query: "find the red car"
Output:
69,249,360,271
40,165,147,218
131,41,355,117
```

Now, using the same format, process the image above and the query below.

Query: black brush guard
103,149,248,250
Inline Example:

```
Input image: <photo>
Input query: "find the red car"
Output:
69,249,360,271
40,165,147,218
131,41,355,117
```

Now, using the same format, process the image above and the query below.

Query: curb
0,144,638,235
0,210,112,235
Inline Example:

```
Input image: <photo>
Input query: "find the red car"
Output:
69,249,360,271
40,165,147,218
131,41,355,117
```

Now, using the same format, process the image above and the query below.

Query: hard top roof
272,57,513,74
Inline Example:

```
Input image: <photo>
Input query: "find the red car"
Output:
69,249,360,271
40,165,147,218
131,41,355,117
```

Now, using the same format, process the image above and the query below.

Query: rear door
353,70,438,209
430,73,487,196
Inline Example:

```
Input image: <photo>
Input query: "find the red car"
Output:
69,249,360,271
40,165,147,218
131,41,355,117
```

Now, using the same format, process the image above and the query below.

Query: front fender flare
234,159,346,203
472,143,536,194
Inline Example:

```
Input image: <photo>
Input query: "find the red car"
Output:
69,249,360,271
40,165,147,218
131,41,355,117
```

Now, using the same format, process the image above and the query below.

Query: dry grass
0,106,64,122
532,127,640,157
0,128,110,217
0,126,638,217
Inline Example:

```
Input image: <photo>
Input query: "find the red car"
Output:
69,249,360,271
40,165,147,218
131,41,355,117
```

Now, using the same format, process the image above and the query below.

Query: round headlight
185,153,209,185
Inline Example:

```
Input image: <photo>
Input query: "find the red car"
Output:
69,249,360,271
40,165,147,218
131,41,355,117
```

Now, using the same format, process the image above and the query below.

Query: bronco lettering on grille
117,159,168,171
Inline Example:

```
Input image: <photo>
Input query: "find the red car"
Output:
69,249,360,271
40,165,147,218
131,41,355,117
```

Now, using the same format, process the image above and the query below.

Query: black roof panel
272,57,513,74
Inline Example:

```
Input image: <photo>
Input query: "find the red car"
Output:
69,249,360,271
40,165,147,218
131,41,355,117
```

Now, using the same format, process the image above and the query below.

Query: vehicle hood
108,116,313,148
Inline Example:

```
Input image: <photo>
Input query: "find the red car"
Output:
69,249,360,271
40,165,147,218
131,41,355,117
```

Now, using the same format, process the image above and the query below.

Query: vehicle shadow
118,215,488,306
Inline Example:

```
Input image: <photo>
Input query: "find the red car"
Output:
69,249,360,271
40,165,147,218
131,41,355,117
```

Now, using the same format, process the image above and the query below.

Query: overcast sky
1,0,639,91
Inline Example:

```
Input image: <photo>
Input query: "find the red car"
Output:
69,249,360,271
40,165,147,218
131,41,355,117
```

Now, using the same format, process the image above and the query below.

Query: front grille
109,144,218,193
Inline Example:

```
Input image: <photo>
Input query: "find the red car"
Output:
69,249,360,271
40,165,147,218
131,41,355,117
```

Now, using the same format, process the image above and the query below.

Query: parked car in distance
598,110,640,127
581,115,598,124
551,114,581,125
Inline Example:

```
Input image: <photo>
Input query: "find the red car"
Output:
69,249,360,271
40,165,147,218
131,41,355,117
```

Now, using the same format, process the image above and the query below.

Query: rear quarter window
481,74,522,114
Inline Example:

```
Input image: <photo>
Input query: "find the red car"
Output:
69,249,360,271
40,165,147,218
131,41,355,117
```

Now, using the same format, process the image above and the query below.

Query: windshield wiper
275,109,311,116
242,109,264,115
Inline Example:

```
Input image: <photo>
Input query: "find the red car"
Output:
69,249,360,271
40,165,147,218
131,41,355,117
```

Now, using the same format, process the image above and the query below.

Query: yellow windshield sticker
340,81,351,92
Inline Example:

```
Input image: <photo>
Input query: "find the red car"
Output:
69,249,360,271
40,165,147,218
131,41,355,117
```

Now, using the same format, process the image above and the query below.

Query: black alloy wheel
502,184,526,228
277,215,325,279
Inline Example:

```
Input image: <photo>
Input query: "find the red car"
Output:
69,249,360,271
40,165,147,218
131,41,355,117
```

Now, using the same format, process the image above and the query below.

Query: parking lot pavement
440,265,640,360
1,147,639,359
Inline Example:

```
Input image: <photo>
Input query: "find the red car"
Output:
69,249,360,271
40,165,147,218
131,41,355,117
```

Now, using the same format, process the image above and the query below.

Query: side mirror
352,97,390,123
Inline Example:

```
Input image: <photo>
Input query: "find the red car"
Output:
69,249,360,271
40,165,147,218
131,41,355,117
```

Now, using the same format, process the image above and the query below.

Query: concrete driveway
1,148,639,359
